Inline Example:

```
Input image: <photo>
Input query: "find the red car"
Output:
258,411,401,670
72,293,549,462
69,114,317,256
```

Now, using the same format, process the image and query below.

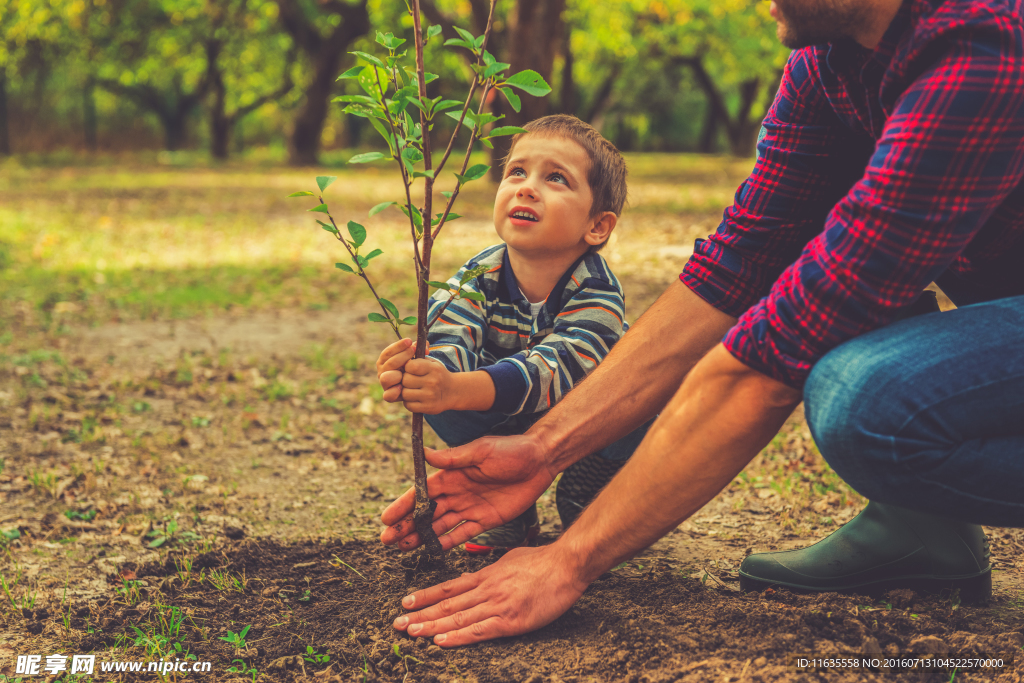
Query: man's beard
773,0,870,49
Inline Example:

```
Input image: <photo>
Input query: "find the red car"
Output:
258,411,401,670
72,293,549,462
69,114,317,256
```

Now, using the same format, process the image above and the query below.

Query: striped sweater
427,244,628,415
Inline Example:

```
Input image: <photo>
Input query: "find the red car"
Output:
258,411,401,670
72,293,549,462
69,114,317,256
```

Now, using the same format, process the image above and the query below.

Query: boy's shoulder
570,251,623,293
460,244,507,272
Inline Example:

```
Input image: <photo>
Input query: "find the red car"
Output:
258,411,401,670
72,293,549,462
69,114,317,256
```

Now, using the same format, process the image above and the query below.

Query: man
378,0,1024,647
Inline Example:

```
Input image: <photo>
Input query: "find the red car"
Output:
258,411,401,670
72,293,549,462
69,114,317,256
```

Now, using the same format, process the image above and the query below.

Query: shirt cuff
481,361,530,414
722,302,812,389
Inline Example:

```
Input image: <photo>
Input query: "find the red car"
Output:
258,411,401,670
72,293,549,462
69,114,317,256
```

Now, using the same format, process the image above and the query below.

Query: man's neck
506,246,588,304
852,0,903,49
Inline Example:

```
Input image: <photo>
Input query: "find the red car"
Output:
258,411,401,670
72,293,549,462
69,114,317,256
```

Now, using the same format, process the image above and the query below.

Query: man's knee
804,341,901,498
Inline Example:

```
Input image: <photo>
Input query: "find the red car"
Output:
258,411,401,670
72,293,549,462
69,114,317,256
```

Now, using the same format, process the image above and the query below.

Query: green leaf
317,220,337,234
441,191,454,199
482,61,510,79
485,126,528,139
426,280,450,289
332,94,377,104
400,316,417,325
379,298,400,319
368,312,390,323
357,65,390,101
459,264,490,285
350,51,386,68
412,170,435,179
432,99,463,116
498,87,521,113
364,248,383,262
347,221,366,248
474,34,486,49
455,164,490,184
316,176,337,193
336,65,364,80
453,26,476,44
445,109,476,131
309,204,331,214
369,201,395,217
287,191,315,197
402,147,424,164
501,70,552,97
348,152,385,164
443,38,473,50
427,24,442,40
422,72,439,84
460,291,485,301
335,263,355,273
148,537,166,548
342,104,381,119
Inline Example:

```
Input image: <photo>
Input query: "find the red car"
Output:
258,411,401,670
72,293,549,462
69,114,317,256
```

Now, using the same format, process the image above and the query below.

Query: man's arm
391,344,801,645
380,280,736,550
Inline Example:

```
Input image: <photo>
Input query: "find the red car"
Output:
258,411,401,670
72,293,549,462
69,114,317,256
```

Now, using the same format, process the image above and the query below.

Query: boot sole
738,567,992,604
463,525,540,556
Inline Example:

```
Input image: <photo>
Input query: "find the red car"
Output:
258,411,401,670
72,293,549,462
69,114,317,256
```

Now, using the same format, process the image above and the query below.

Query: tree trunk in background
680,55,771,157
558,21,576,116
207,40,230,160
698,98,718,153
277,0,369,166
163,112,188,151
83,78,97,152
0,73,9,156
488,0,566,179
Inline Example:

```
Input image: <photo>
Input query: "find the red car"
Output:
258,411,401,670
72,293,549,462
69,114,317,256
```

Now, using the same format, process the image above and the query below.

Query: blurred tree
276,0,370,165
569,0,788,155
85,0,212,151
0,0,73,154
419,0,564,178
204,0,297,159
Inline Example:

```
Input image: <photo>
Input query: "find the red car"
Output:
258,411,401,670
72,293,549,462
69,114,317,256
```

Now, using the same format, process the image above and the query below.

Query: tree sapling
289,0,550,561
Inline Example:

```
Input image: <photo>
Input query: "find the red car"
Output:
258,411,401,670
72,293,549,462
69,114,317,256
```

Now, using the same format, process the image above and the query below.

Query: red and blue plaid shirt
681,0,1024,388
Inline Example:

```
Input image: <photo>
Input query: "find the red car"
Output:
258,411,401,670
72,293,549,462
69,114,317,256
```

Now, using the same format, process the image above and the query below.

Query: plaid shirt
681,0,1024,388
427,244,627,415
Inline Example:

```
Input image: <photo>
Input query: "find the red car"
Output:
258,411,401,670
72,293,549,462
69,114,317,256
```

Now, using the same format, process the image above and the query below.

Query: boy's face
493,135,612,261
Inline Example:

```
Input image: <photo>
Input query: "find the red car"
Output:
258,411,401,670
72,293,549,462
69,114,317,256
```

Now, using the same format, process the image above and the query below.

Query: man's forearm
557,345,802,583
531,280,737,474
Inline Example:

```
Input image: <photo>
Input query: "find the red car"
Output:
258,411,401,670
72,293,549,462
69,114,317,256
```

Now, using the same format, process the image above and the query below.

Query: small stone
908,635,948,654
863,637,883,655
753,656,767,668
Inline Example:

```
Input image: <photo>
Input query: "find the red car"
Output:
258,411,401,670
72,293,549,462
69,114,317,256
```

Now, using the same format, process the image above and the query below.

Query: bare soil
1,305,1022,683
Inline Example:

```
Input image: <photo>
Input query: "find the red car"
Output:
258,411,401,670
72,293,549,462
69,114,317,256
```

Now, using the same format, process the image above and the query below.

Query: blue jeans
426,409,651,461
804,294,1024,527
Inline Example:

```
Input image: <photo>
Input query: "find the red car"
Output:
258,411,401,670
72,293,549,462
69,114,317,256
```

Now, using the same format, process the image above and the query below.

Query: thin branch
321,196,401,339
433,0,497,179
431,80,491,241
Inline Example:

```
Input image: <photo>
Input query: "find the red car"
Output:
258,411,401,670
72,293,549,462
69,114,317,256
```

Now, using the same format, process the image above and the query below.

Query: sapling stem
293,0,548,564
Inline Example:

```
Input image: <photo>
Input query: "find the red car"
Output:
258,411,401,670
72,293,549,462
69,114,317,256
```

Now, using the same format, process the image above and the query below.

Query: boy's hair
504,114,627,252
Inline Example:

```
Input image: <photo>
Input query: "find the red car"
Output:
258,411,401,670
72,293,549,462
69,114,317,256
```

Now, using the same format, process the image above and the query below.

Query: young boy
376,114,651,553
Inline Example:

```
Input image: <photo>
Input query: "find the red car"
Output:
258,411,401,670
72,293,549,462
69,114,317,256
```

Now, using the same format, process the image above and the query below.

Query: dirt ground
1,305,1022,683
1,158,1022,681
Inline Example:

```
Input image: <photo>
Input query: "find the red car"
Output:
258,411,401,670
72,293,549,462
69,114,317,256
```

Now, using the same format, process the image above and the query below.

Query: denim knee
804,341,901,502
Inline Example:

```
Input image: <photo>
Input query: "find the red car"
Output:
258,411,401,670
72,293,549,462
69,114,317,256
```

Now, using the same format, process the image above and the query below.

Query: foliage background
0,0,790,162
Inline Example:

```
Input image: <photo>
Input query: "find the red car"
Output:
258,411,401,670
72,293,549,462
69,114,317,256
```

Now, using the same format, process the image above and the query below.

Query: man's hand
388,343,802,646
392,544,588,646
376,338,415,403
399,357,456,415
380,433,555,551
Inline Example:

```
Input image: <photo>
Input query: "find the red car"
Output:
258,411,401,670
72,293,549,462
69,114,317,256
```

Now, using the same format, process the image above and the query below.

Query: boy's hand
376,338,415,403
400,358,456,414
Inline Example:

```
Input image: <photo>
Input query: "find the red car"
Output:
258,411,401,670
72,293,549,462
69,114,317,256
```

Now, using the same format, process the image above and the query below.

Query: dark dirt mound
48,540,1024,682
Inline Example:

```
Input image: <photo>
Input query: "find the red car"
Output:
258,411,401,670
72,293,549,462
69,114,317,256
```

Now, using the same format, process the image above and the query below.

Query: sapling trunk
290,0,549,563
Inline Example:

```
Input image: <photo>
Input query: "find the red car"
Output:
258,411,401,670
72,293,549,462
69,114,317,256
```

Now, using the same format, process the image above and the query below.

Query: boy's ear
584,211,618,247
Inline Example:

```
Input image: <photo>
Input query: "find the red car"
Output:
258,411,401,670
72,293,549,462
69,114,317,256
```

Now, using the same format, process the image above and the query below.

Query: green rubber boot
739,501,991,603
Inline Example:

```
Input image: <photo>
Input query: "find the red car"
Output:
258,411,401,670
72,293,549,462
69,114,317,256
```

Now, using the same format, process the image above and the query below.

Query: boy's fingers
377,338,413,370
404,358,439,376
380,369,404,390
380,341,416,373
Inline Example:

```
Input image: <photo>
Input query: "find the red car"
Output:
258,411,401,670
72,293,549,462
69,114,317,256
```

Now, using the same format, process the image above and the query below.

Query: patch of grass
145,519,202,549
219,624,251,650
